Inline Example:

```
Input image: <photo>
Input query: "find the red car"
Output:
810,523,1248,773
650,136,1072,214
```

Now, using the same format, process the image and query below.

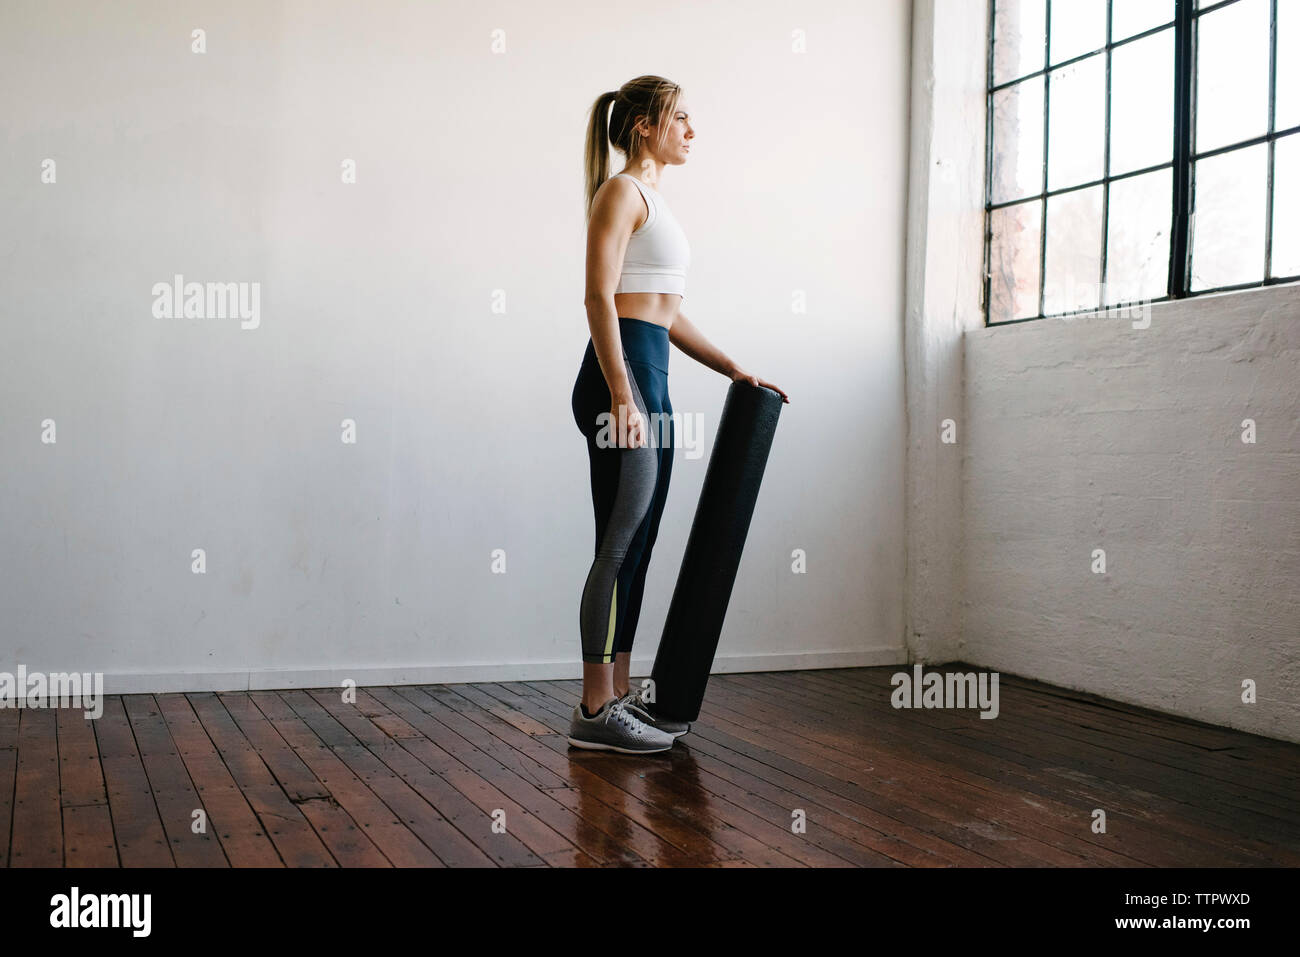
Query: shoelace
605,701,645,736
621,689,653,711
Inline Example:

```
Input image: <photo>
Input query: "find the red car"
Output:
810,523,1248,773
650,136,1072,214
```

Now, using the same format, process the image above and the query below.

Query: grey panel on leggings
578,352,660,663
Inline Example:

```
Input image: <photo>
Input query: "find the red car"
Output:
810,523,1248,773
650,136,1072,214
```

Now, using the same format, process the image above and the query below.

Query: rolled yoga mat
649,380,784,723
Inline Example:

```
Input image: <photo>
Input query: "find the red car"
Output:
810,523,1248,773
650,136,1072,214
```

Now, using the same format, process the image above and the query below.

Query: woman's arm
669,307,790,402
584,177,654,444
667,308,737,377
584,178,645,400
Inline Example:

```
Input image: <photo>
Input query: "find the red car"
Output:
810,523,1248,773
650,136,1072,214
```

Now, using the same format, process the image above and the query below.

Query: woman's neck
618,160,664,189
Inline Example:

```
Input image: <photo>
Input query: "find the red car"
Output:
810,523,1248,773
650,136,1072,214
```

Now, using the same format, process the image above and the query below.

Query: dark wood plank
10,709,62,866
63,804,118,867
0,709,20,867
56,707,107,809
57,706,114,867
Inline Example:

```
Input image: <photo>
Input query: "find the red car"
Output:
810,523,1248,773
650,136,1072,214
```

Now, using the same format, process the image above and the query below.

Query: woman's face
642,100,693,165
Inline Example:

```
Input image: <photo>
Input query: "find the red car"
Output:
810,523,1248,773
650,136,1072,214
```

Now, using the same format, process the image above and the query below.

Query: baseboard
62,647,909,696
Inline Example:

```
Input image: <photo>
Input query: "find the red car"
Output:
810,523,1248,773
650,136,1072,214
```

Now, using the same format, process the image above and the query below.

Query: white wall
0,0,914,691
908,0,1300,745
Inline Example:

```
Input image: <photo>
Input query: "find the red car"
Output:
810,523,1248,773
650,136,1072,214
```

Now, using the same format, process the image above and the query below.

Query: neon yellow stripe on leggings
603,582,617,661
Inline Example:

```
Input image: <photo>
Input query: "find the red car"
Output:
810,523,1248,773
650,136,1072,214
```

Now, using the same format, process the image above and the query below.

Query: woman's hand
609,392,649,448
730,367,790,403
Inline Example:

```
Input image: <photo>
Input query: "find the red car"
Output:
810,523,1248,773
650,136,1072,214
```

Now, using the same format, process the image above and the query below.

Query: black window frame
983,0,1300,326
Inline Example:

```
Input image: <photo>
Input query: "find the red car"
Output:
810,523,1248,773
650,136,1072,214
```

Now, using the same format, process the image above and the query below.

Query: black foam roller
650,381,783,722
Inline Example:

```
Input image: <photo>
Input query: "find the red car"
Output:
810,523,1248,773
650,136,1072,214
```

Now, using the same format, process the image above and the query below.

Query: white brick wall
963,285,1300,743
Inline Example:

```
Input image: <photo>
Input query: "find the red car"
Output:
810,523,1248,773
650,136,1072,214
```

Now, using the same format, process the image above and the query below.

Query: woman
569,75,789,753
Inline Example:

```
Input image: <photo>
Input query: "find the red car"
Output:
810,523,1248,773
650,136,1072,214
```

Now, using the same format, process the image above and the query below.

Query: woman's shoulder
596,173,653,231
602,171,645,195
594,172,639,204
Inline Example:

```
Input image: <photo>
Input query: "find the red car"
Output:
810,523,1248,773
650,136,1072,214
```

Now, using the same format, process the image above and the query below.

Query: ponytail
582,91,619,222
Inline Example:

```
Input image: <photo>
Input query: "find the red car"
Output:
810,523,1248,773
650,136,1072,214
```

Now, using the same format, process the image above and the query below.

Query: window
984,0,1299,325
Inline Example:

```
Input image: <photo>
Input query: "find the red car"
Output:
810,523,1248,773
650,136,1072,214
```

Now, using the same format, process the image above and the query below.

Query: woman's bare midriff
614,292,679,332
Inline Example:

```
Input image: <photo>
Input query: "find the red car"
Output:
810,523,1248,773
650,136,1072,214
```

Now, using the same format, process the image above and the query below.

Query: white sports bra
614,173,690,298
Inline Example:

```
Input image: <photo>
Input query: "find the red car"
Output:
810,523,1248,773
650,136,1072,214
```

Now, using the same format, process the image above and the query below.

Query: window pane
1044,185,1103,314
1271,134,1300,278
1196,0,1270,153
1105,168,1172,303
1278,0,1300,131
989,200,1043,322
1112,0,1174,42
1190,144,1267,290
1110,28,1174,175
1050,0,1106,65
992,76,1045,202
1048,53,1105,190
994,0,1047,85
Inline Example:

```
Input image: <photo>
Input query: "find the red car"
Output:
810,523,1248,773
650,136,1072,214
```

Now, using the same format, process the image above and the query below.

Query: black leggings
570,317,675,665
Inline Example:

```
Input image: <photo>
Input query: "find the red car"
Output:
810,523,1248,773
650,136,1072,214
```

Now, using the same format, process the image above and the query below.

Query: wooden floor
2,666,1298,867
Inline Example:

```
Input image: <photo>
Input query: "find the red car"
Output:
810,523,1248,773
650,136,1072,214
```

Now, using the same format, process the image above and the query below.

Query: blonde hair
582,75,682,221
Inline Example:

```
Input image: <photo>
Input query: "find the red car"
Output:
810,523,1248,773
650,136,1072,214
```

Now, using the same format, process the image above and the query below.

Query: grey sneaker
568,698,675,753
617,689,691,738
